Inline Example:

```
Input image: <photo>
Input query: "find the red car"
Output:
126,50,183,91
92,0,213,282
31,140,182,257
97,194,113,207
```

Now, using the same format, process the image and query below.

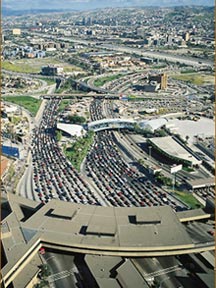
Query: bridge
87,118,167,132
87,118,136,132
41,93,120,99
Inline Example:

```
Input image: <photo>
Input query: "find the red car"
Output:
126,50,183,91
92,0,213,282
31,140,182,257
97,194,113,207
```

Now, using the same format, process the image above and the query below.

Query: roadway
26,31,213,67
42,251,78,288
132,256,186,288
16,84,56,200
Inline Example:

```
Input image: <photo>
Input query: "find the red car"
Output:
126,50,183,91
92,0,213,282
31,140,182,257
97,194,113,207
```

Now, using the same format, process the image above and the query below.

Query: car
39,247,45,255
208,230,215,236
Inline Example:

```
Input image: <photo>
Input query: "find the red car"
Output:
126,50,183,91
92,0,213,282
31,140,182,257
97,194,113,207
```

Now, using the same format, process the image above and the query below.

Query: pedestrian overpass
87,118,167,132
87,118,136,132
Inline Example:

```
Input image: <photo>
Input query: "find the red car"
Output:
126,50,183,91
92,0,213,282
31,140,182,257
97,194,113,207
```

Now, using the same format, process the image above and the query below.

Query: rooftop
149,136,201,165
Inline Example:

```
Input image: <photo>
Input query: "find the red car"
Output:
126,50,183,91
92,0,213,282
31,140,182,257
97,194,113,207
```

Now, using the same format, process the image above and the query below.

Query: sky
3,0,214,10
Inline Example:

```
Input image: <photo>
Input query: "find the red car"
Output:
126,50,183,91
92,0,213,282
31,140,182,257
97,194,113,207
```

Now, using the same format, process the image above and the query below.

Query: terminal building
1,193,214,288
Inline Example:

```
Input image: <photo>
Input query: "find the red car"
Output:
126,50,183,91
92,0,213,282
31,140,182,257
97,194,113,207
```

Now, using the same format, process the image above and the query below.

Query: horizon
3,0,215,12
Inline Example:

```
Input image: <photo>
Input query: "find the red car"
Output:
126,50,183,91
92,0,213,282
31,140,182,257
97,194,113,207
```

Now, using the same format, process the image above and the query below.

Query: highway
16,84,56,200
26,31,213,67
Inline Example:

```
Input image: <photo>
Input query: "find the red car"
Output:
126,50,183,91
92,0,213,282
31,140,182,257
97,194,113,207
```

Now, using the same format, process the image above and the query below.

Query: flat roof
57,123,86,137
3,194,194,253
1,193,213,286
96,278,121,288
177,208,210,221
88,118,135,126
196,271,214,288
187,177,215,189
149,136,201,165
116,260,149,288
85,254,122,278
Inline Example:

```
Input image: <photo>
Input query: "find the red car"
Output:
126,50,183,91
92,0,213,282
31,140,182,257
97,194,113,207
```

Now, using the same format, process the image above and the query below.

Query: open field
171,73,214,85
3,96,42,116
2,58,83,74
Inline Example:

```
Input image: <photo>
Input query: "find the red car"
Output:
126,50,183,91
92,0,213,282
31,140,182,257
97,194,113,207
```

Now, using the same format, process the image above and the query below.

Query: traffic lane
184,222,214,243
132,257,182,288
43,251,77,288
31,98,91,204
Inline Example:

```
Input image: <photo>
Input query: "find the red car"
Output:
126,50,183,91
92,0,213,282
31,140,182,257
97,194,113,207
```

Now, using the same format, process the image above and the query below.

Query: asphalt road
27,31,213,67
42,251,78,288
185,221,214,243
132,256,184,288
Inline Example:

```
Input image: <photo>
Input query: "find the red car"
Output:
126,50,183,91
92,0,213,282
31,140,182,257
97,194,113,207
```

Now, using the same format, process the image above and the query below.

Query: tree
67,114,86,124
39,264,51,278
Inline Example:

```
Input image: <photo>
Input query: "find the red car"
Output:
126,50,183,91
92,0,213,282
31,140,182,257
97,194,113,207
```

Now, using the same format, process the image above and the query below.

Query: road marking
144,265,181,278
49,269,75,282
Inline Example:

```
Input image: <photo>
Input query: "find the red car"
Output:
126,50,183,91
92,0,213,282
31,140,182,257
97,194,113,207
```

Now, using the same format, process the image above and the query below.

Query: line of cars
31,98,101,206
85,98,186,211
194,186,215,200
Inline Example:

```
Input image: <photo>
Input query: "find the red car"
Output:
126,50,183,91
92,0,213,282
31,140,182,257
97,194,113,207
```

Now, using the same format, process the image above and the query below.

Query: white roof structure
149,136,201,166
88,118,136,132
139,118,167,132
4,105,18,113
57,123,86,137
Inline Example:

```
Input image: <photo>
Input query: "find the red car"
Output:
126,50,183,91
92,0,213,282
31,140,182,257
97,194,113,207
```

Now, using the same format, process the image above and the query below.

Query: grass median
64,131,94,172
3,96,42,117
173,190,203,209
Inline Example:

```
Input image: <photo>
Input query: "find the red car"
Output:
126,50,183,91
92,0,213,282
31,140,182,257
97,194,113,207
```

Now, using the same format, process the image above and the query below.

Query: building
41,65,63,76
1,193,213,287
57,123,86,138
134,82,160,92
139,118,167,132
136,27,145,37
12,29,21,35
183,32,190,42
140,57,155,64
149,73,167,89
